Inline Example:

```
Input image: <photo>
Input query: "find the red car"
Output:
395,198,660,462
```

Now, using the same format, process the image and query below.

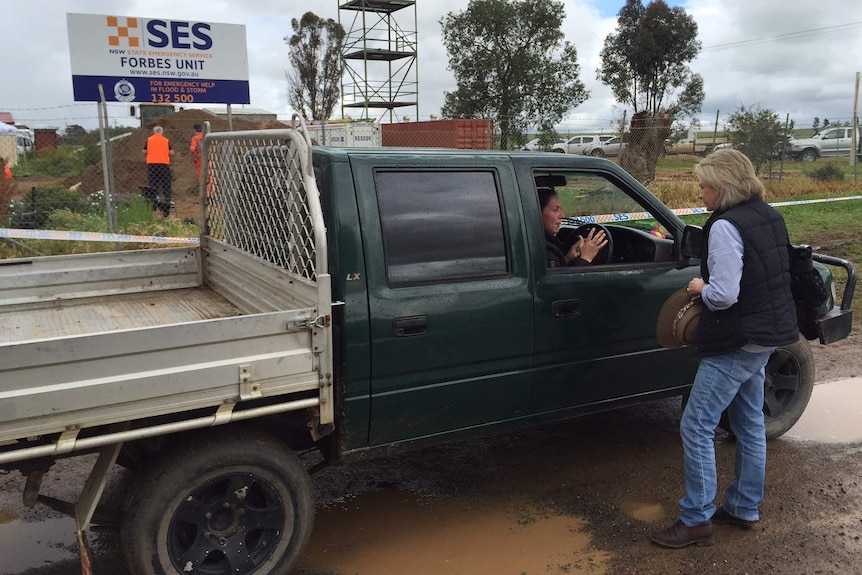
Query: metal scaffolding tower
338,0,418,122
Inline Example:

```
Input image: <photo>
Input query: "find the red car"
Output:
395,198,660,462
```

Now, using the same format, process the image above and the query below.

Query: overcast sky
3,0,861,134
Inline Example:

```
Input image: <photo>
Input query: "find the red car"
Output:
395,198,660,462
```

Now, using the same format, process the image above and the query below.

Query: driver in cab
539,187,608,267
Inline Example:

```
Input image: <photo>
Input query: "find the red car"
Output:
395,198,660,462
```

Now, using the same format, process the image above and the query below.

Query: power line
702,21,862,51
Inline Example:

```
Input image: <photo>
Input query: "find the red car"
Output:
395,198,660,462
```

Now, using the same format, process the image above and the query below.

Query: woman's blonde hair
694,149,765,211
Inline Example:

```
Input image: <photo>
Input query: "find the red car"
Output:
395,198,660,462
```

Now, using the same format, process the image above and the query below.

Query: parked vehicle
788,126,862,162
521,136,566,151
665,134,728,156
596,136,624,157
0,125,855,575
551,134,614,155
713,140,788,160
16,129,34,157
306,121,381,147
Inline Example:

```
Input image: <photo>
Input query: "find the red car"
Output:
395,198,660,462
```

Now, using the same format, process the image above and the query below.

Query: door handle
553,299,581,319
393,315,429,337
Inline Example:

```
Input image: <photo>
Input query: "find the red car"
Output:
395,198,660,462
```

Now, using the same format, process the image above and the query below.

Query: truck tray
1,287,242,344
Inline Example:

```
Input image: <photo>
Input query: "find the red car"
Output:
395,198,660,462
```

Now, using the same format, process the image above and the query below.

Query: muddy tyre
121,428,314,575
800,149,818,163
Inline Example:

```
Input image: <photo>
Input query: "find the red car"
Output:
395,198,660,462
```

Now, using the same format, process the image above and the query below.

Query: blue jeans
679,348,772,526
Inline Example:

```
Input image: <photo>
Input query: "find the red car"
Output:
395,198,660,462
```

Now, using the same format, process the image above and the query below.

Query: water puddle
0,516,77,573
786,377,862,443
0,506,17,524
620,501,664,523
300,490,610,575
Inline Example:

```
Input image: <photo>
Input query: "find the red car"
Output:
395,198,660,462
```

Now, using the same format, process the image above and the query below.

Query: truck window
374,170,509,286
534,170,676,266
546,172,645,225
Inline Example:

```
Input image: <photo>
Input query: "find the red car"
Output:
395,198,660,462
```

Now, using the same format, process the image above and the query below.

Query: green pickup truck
0,126,854,575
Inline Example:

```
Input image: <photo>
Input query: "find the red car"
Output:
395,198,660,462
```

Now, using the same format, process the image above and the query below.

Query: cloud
2,0,860,133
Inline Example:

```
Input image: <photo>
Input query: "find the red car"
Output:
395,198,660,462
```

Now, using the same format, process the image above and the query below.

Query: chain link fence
2,106,858,260
205,130,318,282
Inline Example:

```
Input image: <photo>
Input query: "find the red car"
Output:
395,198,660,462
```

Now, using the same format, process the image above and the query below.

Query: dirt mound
66,109,285,200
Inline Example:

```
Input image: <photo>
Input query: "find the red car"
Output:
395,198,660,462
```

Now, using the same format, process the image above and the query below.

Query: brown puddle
300,490,610,575
620,501,664,523
786,377,862,443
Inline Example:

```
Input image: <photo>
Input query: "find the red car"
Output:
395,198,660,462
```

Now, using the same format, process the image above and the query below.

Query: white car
789,126,862,162
597,136,625,157
552,134,615,155
521,137,566,151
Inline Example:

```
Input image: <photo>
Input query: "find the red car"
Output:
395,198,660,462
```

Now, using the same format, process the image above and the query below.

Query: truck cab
312,149,715,451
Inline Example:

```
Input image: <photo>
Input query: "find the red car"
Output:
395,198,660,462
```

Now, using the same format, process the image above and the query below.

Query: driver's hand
576,228,608,263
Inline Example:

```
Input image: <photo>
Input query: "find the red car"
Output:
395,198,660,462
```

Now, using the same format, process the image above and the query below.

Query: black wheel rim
763,348,801,422
167,472,291,575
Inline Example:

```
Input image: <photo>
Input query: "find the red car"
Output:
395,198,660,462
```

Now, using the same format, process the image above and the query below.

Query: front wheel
760,336,815,439
800,149,818,162
715,335,814,439
122,428,315,575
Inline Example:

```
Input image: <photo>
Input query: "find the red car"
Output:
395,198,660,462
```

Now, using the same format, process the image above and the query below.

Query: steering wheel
564,223,614,265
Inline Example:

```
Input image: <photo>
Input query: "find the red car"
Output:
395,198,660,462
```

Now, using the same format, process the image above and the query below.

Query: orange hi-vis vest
190,132,203,158
146,133,171,164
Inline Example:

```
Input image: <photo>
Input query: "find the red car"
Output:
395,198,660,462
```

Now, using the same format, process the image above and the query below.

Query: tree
812,117,820,131
823,118,831,128
725,104,793,175
64,124,87,139
440,0,588,150
597,0,703,183
285,12,345,121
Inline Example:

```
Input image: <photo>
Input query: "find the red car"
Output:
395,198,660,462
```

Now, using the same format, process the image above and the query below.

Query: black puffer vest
695,199,798,355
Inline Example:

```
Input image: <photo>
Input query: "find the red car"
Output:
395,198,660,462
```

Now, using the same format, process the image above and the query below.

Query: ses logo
106,16,213,50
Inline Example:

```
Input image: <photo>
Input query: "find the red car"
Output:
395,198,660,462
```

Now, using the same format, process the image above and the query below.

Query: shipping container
34,128,57,152
381,119,494,150
306,122,381,147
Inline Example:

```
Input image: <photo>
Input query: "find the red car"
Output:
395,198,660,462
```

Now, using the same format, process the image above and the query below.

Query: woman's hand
687,277,706,296
574,227,608,263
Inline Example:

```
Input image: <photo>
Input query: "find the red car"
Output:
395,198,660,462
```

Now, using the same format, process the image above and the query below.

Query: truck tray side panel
0,309,319,441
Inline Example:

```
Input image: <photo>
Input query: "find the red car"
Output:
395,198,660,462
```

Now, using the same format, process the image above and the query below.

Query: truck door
518,164,701,413
352,156,533,445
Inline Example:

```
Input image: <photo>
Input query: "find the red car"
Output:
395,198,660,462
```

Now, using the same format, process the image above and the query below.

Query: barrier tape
0,228,199,244
2,195,861,245
564,194,862,225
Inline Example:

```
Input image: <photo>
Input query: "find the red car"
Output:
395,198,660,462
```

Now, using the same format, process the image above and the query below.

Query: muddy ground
1,351,861,575
3,170,862,574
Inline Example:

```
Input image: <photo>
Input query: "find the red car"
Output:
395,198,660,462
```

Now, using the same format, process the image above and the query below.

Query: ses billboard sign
67,13,250,104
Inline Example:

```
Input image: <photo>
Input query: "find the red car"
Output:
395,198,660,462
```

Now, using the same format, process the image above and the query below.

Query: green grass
0,195,199,259
17,146,87,177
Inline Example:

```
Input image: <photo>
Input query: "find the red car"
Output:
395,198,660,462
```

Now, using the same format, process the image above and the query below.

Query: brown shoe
650,520,714,548
711,506,758,530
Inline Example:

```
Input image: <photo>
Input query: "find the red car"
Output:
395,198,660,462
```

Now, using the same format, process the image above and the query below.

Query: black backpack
788,244,829,339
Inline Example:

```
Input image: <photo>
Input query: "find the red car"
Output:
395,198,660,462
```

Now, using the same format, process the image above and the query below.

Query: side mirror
681,225,703,258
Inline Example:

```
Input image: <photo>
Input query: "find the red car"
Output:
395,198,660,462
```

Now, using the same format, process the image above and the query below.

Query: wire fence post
96,85,118,241
779,113,789,183
853,71,860,184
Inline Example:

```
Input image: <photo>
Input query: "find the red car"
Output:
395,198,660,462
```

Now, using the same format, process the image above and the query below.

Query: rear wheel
122,428,314,575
